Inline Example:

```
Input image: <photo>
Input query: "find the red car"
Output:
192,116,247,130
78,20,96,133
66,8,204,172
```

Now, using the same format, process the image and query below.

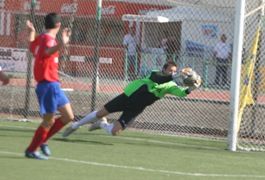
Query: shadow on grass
53,138,113,146
54,130,225,152
63,131,225,152
0,155,25,160
0,127,33,133
0,127,34,138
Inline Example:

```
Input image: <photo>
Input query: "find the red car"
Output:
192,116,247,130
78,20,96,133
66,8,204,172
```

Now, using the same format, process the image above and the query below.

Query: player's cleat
62,126,78,138
25,150,48,160
89,117,107,131
40,144,51,156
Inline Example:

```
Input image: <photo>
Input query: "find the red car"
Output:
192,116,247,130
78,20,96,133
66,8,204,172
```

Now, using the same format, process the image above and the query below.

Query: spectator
166,36,179,63
123,28,137,80
160,31,169,51
213,34,232,86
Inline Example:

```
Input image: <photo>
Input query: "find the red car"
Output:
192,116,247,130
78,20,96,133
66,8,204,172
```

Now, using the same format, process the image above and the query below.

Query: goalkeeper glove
188,74,202,91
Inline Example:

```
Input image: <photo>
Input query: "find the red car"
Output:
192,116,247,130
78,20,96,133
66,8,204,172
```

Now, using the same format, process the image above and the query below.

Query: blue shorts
36,81,69,116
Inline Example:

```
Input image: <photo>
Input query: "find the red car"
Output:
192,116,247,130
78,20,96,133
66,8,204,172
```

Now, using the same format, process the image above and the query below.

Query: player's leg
41,83,74,146
215,64,221,85
43,85,74,144
25,82,63,159
222,65,228,86
39,113,58,156
74,107,109,128
89,94,130,133
25,82,56,159
62,107,108,137
89,94,146,135
93,109,144,136
96,120,122,135
44,103,74,140
62,93,127,137
25,113,55,160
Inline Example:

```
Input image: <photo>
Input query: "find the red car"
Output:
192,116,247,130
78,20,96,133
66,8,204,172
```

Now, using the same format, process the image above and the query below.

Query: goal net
235,1,265,151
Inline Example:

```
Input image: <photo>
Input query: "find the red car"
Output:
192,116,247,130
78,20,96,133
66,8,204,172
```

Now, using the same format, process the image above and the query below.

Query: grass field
0,120,265,180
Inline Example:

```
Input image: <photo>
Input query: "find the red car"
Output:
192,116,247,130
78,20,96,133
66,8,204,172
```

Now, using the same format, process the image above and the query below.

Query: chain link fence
0,0,264,151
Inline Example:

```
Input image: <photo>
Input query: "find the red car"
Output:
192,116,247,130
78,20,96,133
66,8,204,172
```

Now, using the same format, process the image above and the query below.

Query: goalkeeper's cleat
25,150,48,160
40,144,51,156
62,126,78,138
88,117,107,131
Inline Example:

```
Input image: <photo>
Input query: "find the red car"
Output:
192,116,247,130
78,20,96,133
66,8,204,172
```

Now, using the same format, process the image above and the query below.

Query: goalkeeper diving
62,61,201,137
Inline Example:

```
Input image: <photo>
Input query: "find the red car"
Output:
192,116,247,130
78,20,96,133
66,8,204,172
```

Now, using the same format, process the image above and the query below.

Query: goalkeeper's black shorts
104,93,145,129
104,88,158,129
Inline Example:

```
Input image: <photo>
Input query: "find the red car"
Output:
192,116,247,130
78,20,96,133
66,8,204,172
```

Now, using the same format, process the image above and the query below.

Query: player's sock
72,111,98,129
100,121,114,135
43,118,65,142
26,126,49,152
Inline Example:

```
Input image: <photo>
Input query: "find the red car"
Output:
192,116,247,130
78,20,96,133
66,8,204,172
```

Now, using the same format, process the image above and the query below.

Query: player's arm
0,69,10,85
26,20,39,54
26,20,36,42
45,28,71,55
45,42,65,55
167,83,190,97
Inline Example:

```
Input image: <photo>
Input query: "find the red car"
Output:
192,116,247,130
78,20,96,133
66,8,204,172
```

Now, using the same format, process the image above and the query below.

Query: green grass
0,120,265,180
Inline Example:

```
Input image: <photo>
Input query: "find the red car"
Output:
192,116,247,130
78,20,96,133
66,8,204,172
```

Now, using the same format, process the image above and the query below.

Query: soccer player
25,13,74,160
63,61,201,137
0,66,10,85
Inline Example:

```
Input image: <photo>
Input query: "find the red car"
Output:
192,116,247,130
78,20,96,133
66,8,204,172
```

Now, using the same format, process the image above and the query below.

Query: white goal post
228,0,246,152
229,0,265,151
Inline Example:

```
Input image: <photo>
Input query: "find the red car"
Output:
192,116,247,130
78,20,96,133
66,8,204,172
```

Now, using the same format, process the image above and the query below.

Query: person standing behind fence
123,28,137,80
25,13,74,160
0,66,10,85
160,31,169,51
166,36,179,63
213,34,232,86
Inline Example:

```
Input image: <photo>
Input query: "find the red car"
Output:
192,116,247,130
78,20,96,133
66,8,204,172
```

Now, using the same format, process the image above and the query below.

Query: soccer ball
181,68,201,87
183,75,197,86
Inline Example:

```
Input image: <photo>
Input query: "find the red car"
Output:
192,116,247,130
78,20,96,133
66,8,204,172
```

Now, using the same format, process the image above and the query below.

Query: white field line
1,124,265,178
0,150,265,179
0,124,220,150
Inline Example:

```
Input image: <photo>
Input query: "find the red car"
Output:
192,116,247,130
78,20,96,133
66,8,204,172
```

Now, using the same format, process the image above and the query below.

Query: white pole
228,0,246,151
261,0,265,16
91,0,102,111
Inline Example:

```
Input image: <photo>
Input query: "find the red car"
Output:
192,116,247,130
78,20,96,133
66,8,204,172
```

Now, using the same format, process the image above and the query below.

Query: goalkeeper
63,61,201,137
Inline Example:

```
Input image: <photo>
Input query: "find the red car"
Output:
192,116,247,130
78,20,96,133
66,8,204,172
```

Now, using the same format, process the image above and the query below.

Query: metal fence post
90,0,102,111
23,0,36,118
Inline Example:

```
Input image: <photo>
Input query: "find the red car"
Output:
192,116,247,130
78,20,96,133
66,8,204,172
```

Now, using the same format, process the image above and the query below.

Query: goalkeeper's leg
95,110,142,136
62,108,109,137
88,118,123,136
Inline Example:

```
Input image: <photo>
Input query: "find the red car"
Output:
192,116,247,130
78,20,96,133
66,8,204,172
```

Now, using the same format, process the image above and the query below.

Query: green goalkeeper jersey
124,71,189,99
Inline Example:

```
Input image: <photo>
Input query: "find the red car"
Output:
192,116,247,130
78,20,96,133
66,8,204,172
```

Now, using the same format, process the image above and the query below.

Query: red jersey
30,33,59,82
